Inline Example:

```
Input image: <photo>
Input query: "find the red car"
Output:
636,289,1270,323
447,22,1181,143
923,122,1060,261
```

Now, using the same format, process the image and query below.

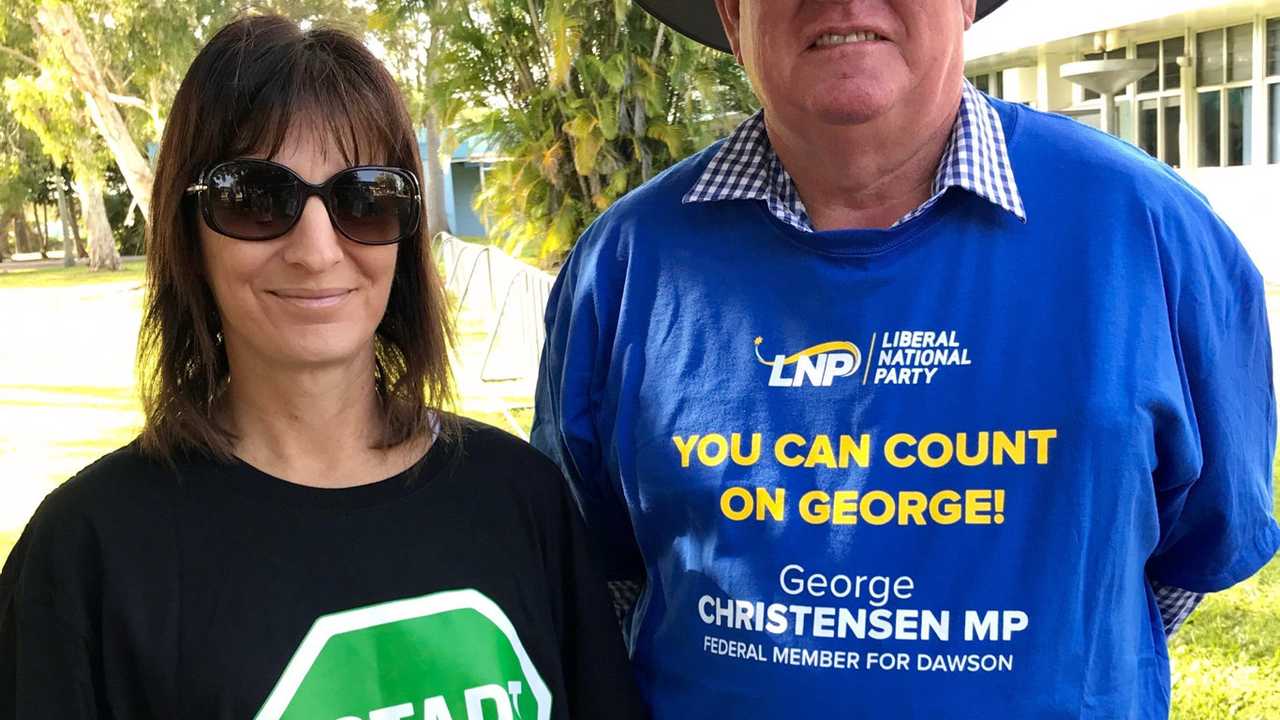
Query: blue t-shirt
532,99,1280,719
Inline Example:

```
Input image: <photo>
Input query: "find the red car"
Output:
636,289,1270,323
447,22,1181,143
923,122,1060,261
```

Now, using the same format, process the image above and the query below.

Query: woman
0,15,645,719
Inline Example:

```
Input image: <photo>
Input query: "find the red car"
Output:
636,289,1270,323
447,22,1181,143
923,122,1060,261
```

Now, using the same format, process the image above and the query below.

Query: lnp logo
754,336,862,387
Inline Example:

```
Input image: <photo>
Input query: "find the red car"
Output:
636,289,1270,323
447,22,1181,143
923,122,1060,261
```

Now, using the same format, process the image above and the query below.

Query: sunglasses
185,159,421,245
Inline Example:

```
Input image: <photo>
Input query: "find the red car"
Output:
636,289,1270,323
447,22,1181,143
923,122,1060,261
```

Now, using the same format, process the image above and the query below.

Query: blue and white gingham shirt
679,79,1202,635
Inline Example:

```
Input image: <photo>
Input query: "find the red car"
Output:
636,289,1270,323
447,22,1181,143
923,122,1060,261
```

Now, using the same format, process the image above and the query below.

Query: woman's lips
268,288,354,309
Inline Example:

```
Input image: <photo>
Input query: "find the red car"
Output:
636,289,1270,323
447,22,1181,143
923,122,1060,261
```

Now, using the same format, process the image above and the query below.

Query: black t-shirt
0,421,647,719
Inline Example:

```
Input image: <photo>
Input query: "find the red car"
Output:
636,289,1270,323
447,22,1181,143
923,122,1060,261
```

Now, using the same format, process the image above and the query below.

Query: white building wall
1182,165,1280,278
966,1,1280,279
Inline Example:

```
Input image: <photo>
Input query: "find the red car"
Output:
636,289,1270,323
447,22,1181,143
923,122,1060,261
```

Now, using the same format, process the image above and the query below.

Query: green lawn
0,263,1277,718
0,261,145,288
1168,460,1280,719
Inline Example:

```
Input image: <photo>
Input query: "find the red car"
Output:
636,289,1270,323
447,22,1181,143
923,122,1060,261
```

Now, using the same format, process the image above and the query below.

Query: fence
436,233,556,436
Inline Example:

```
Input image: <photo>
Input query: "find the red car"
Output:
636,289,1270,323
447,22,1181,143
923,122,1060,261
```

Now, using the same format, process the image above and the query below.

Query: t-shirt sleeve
1146,191,1280,592
531,231,644,583
541,468,649,719
0,489,101,718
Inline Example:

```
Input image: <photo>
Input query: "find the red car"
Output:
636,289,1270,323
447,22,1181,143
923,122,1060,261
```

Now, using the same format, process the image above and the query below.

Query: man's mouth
813,31,885,48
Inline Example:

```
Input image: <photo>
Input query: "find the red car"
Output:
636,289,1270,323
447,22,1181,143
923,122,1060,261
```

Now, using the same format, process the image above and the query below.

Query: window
967,71,1004,99
1133,35,1185,167
1118,99,1135,144
1164,98,1182,167
1269,18,1280,163
1197,24,1254,166
1200,91,1221,166
1163,37,1185,90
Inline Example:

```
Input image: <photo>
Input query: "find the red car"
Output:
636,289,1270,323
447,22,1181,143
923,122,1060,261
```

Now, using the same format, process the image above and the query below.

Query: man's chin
795,81,898,126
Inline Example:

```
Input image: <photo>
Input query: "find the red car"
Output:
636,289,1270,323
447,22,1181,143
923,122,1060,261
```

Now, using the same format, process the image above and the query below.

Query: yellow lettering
965,489,994,524
672,435,699,468
776,434,806,468
799,490,831,524
730,433,762,466
929,490,963,525
806,435,837,469
1028,429,1057,465
897,491,928,525
917,433,954,469
839,434,872,469
832,490,859,525
720,487,753,521
755,487,786,521
955,432,989,466
992,431,1025,466
884,433,917,468
698,434,729,467
861,491,896,525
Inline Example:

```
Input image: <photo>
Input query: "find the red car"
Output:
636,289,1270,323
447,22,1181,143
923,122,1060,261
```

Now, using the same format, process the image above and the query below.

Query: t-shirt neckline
204,433,456,510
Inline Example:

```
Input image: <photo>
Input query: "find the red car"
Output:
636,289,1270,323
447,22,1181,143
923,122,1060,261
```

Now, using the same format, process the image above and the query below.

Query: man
532,1,1280,717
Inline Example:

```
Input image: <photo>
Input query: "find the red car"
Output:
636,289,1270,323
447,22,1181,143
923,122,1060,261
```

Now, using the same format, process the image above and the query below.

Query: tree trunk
15,214,32,254
55,177,76,268
420,107,452,239
41,202,51,256
0,212,12,261
74,169,120,271
31,203,48,258
67,190,86,257
36,2,154,221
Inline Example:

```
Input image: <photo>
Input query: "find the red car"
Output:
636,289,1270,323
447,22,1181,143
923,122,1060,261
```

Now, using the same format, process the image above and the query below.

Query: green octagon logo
254,589,552,720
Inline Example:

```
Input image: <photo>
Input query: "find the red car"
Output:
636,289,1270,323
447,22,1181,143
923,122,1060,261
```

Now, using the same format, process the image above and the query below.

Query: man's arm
1145,190,1280,600
531,235,646,602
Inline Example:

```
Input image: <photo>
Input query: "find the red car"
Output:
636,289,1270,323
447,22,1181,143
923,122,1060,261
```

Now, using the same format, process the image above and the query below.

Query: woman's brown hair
139,14,453,460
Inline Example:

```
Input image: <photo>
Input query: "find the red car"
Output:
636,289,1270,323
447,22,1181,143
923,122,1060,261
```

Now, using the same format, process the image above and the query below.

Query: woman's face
198,129,400,374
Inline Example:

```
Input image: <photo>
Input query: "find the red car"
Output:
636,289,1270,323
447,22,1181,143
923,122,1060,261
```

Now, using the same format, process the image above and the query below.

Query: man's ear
961,0,977,30
713,0,744,63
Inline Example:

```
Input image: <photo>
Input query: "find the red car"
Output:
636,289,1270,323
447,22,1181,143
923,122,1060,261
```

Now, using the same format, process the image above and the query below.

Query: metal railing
436,231,555,402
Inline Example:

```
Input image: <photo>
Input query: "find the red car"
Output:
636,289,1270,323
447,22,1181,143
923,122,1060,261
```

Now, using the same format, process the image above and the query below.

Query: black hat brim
634,1,1009,54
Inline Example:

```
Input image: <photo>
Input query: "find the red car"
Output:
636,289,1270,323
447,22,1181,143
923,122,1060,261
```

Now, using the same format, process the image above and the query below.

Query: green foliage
0,0,373,256
430,0,756,262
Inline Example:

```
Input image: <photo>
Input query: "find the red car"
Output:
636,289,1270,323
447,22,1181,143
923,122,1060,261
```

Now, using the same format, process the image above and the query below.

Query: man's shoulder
587,141,724,233
994,98,1211,214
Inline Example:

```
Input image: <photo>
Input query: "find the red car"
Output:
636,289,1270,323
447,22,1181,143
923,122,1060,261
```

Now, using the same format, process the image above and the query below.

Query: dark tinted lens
205,162,300,240
330,169,417,244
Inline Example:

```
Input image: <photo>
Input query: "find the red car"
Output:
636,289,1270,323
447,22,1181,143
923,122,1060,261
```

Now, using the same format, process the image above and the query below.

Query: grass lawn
0,261,146,288
0,264,1277,718
1168,462,1280,719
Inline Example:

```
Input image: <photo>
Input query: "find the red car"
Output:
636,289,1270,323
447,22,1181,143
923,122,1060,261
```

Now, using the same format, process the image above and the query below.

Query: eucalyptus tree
368,0,453,240
4,0,370,236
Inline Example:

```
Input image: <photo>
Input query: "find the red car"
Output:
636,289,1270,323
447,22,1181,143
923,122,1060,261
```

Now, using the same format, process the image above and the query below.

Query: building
416,130,501,239
964,0,1280,277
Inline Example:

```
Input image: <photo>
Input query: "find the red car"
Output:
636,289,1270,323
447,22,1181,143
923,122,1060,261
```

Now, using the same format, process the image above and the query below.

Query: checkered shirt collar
683,80,1026,230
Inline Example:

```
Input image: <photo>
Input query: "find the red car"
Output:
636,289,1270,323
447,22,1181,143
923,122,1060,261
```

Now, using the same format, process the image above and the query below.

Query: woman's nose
280,195,344,271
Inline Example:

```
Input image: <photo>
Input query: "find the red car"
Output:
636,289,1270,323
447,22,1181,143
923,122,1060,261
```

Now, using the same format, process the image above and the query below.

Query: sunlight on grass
0,262,145,289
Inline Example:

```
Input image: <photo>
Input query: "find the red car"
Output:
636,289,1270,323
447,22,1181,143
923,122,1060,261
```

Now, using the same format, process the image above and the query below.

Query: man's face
716,0,976,126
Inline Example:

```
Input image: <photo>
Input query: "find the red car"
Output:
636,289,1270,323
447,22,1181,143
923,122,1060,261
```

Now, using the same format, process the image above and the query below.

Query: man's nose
281,195,343,271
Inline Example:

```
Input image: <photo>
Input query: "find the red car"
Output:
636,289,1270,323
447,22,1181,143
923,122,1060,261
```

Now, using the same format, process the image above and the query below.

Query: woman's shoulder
442,417,573,502
30,440,184,528
449,417,563,473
